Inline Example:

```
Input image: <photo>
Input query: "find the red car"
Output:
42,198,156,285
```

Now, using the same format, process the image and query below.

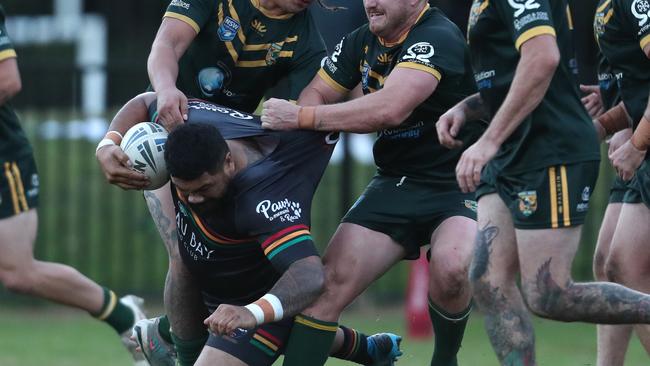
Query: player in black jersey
97,92,402,366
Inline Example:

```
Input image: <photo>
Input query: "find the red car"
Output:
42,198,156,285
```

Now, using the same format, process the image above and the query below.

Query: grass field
0,305,647,366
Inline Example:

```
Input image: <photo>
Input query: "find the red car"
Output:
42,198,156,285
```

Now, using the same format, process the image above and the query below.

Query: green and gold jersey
163,0,326,113
467,0,600,174
319,5,484,184
0,5,30,160
594,0,621,109
598,0,650,125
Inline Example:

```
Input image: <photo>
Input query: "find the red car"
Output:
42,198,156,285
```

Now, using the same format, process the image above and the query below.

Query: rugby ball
120,122,169,190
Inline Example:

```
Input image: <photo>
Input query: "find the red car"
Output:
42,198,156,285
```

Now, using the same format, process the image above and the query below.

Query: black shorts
342,174,476,259
623,159,650,208
205,317,294,365
0,154,39,219
608,175,629,204
477,162,599,229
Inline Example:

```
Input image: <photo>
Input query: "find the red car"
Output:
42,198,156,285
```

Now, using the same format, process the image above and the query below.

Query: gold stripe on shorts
560,165,571,227
548,166,558,228
11,162,28,212
4,162,20,215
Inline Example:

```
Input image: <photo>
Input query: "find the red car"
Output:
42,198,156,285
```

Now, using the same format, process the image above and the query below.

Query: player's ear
223,152,235,174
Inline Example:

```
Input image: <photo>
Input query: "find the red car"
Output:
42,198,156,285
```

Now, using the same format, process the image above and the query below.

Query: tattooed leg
471,194,536,366
518,224,650,327
144,184,208,339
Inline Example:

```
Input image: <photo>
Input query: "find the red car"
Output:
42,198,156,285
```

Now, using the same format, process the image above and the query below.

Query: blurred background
2,0,645,365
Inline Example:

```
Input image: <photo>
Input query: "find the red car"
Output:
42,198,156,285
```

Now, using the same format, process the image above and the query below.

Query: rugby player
262,0,485,364
0,5,146,365
591,0,650,363
97,91,401,366
436,0,650,364
104,0,331,364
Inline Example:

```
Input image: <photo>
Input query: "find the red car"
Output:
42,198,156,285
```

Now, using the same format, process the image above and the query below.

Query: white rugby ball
120,122,169,190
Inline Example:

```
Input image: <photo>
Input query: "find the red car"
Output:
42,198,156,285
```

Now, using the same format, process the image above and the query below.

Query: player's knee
0,267,34,294
522,282,573,321
431,264,469,300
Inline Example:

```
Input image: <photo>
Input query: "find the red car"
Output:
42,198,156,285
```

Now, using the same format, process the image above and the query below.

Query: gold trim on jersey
236,51,293,67
379,3,430,47
10,162,28,212
395,62,442,81
0,49,17,62
566,5,573,30
560,165,571,227
4,162,19,215
228,0,247,45
640,34,650,51
164,12,200,33
515,26,556,51
249,0,294,19
243,36,298,51
218,3,240,63
596,0,611,13
317,69,349,94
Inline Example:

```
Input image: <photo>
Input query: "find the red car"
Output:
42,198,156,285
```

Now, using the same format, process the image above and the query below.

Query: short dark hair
164,123,229,180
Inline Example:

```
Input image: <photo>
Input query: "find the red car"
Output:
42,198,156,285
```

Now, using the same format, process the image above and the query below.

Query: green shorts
0,154,39,219
609,175,629,204
623,159,650,208
342,174,477,259
477,161,599,230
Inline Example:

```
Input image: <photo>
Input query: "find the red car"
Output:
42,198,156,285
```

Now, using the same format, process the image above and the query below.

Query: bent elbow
539,47,560,74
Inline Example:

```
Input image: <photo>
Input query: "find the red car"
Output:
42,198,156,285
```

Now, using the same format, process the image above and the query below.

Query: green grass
0,305,647,365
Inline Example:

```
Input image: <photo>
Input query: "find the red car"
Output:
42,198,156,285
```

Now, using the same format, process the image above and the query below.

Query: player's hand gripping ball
120,122,169,190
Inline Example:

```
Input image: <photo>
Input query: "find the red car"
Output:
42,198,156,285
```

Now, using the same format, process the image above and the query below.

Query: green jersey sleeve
0,7,16,62
494,0,557,51
164,0,217,34
619,0,650,50
394,23,467,82
317,28,364,93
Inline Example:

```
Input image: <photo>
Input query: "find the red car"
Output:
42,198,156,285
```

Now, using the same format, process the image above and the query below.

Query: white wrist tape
244,293,284,325
96,138,116,153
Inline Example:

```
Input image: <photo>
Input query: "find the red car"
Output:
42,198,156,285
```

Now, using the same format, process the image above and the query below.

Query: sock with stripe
91,287,134,334
282,314,338,366
171,331,208,366
331,325,373,364
428,299,471,366
157,314,173,344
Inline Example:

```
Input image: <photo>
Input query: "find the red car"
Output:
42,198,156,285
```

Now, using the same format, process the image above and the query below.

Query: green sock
282,314,338,366
92,287,134,334
157,315,173,344
171,331,208,366
428,299,472,366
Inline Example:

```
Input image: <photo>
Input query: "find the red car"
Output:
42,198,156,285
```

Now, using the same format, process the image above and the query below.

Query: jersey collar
250,0,295,20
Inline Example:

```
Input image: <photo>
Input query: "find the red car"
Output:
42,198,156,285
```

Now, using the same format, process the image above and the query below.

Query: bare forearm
148,45,180,92
108,93,154,134
458,93,490,121
270,256,324,317
297,86,331,106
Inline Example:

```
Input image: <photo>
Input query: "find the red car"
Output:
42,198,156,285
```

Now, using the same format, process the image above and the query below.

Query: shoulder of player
404,15,465,48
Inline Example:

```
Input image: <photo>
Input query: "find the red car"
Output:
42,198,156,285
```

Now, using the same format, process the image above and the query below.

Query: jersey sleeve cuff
395,62,442,81
640,34,650,51
164,11,200,34
0,49,17,62
515,25,556,51
317,68,350,94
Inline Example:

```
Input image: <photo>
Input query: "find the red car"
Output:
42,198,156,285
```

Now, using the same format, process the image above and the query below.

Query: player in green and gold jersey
435,0,650,364
590,0,650,363
0,5,147,365
262,1,485,364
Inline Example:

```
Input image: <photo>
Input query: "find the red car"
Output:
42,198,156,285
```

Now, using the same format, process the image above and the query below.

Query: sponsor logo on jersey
474,69,495,90
176,210,217,261
508,0,541,18
402,42,434,64
27,173,39,198
380,120,424,140
331,38,344,63
170,0,190,9
265,42,283,65
256,199,302,223
251,19,267,35
361,62,370,90
632,0,650,27
377,53,392,64
218,16,240,42
188,101,254,120
198,66,228,97
517,190,537,216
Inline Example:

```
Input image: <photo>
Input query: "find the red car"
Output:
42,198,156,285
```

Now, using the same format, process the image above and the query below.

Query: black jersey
149,99,336,309
0,6,31,160
594,0,621,109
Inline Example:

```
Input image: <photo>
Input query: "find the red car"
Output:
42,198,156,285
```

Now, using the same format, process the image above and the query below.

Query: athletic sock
157,314,173,344
91,287,134,334
282,313,338,366
171,331,208,366
428,299,472,366
331,325,373,364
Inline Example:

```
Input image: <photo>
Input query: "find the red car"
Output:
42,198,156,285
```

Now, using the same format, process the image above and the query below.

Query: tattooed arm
436,92,490,149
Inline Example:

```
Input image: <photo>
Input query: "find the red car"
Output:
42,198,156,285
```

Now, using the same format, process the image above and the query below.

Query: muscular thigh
0,209,37,270
609,203,650,274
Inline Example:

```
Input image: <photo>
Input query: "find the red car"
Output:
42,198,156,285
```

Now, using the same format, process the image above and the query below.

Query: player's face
171,155,235,212
364,0,410,39
271,0,314,13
